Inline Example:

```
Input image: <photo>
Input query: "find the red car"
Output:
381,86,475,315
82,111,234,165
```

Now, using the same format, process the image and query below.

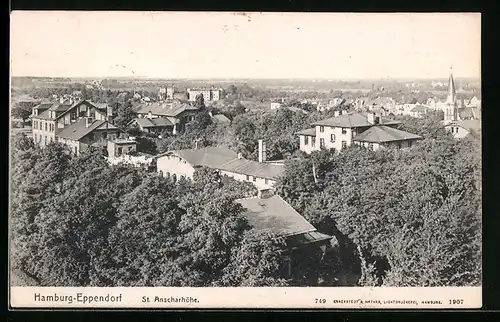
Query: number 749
315,298,327,304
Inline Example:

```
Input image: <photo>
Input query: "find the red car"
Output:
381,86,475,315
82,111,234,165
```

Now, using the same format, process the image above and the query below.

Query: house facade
57,117,121,155
135,102,200,134
444,120,481,139
156,142,284,189
128,117,174,134
31,99,111,147
297,111,421,153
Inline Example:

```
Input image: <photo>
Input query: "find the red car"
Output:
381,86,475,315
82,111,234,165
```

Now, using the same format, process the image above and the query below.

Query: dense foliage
10,135,287,287
275,115,482,286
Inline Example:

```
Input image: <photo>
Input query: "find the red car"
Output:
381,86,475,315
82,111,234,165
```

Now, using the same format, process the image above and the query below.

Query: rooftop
236,195,317,237
296,128,316,136
410,105,430,113
216,158,284,180
132,117,174,127
58,118,118,141
136,102,199,117
311,112,401,128
447,119,481,132
353,125,422,143
161,146,239,168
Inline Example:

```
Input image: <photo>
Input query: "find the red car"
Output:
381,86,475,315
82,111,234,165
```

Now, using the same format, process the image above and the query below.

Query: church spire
446,65,456,105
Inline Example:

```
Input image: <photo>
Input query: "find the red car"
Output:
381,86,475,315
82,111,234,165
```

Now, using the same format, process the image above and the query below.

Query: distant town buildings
187,87,222,102
135,101,200,134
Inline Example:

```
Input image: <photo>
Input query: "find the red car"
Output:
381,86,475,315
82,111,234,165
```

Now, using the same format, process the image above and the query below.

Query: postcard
9,11,481,309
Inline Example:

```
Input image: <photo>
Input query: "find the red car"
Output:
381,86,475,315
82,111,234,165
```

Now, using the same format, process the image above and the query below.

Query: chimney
237,152,243,159
258,140,266,163
85,116,94,128
59,97,64,104
367,112,376,124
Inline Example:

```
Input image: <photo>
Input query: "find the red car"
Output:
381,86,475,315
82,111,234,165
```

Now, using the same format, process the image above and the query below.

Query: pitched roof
236,195,317,236
48,102,72,112
311,112,401,128
132,117,173,127
136,102,199,117
296,128,316,136
410,105,430,113
57,118,118,141
212,114,231,123
216,158,284,180
447,120,481,132
163,147,239,168
353,125,422,143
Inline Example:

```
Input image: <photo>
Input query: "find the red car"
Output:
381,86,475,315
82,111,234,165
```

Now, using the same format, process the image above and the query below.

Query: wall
446,125,470,139
157,154,196,181
299,135,317,154
315,125,354,151
32,119,56,147
58,137,81,155
219,170,276,190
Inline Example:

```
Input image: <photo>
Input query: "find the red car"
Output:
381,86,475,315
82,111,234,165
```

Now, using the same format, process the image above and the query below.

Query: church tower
444,66,458,123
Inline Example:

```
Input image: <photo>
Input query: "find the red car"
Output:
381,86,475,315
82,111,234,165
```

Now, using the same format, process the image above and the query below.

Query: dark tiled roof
136,102,199,117
162,147,239,168
57,118,117,141
48,103,72,112
296,128,316,136
132,117,173,128
33,109,53,120
353,125,422,143
216,158,284,180
311,112,401,128
236,195,317,237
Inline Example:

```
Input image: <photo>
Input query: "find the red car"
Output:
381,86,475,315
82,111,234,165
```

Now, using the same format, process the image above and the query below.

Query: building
57,117,120,155
296,111,421,153
158,87,167,101
31,99,112,147
210,113,231,125
128,117,175,134
107,138,137,158
270,102,282,110
444,119,481,139
166,87,175,100
187,88,222,102
409,105,431,118
135,102,200,134
236,190,332,282
443,67,458,123
106,151,157,170
156,141,284,189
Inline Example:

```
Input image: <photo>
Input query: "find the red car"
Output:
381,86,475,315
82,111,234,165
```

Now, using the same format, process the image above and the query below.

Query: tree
194,93,205,109
12,101,38,123
111,101,136,129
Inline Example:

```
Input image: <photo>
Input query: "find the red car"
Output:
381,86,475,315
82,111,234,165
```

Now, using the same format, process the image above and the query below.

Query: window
320,138,325,148
44,136,47,145
330,134,336,142
34,134,37,142
33,121,37,129
265,178,269,185
304,136,309,145
311,137,316,147
319,126,324,133
368,143,373,150
246,175,250,181
408,141,413,147
74,146,78,155
117,147,123,156
103,132,107,139
44,122,48,131
341,140,347,149
397,142,402,149
253,177,256,182
341,128,347,134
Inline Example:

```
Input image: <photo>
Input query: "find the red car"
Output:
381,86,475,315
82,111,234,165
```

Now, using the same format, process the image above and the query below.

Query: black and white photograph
9,11,481,308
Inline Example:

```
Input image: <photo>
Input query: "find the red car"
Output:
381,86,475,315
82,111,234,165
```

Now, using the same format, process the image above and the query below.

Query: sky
10,11,481,79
